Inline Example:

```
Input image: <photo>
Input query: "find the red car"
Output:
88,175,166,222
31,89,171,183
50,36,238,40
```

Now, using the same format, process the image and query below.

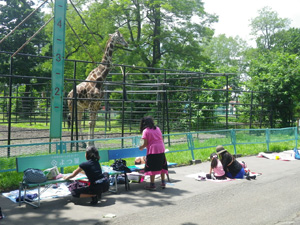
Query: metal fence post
266,128,270,151
187,133,195,160
295,126,298,149
231,129,237,155
133,136,140,147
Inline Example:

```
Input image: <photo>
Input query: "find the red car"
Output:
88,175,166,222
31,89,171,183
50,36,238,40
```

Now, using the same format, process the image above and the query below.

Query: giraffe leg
88,111,97,146
77,111,87,148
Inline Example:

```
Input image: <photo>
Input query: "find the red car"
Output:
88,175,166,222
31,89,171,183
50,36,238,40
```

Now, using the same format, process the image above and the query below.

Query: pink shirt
142,127,165,155
212,160,225,176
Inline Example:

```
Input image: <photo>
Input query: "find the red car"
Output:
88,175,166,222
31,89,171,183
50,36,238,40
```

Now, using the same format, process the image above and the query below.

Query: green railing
0,127,298,173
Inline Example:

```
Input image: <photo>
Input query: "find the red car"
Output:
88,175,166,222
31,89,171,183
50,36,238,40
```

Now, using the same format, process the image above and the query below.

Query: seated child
206,153,226,180
135,156,146,165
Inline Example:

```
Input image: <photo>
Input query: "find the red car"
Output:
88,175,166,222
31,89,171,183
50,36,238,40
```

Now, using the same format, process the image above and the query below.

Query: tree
245,51,300,127
250,6,290,50
269,28,300,55
203,34,248,72
57,0,218,71
0,0,48,118
40,0,220,123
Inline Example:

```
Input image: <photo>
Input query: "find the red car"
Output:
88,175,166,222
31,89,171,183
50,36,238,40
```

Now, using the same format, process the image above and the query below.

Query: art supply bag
23,168,47,183
43,166,60,180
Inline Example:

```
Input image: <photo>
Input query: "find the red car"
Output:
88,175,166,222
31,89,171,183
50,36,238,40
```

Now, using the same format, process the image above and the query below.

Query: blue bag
294,148,300,160
23,168,47,183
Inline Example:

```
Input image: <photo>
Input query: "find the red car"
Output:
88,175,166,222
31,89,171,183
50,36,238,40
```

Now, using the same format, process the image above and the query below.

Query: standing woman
216,145,245,179
64,146,108,205
139,116,168,190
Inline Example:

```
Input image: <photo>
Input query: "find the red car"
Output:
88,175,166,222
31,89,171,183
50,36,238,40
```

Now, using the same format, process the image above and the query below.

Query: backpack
23,168,47,183
111,159,131,173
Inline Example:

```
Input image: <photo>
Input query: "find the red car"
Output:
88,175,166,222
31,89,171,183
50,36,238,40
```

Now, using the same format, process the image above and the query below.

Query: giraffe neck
86,37,115,82
100,37,115,70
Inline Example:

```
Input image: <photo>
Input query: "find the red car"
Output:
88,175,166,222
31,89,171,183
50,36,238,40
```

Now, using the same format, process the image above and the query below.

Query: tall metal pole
121,66,126,148
50,0,67,139
225,74,229,129
7,57,13,157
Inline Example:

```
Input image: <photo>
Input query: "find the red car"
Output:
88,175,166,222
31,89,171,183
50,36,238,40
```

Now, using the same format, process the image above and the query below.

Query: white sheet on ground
258,150,296,161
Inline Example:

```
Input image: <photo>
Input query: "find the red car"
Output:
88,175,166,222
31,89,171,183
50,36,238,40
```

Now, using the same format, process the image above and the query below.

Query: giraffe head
109,30,128,47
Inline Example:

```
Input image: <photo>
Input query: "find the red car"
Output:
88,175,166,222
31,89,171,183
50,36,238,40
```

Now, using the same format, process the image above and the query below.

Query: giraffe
67,30,128,146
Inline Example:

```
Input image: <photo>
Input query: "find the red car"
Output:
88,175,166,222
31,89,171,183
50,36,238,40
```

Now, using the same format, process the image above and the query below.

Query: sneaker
90,195,99,205
144,185,156,191
161,183,166,189
0,207,3,220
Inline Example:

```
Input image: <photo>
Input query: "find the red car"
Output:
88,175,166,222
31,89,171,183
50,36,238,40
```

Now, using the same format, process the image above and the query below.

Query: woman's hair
210,153,218,168
140,116,156,133
85,146,100,161
219,151,234,164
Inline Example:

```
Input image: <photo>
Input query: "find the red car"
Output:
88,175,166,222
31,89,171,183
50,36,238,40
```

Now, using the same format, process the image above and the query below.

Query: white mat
258,150,296,161
2,182,71,203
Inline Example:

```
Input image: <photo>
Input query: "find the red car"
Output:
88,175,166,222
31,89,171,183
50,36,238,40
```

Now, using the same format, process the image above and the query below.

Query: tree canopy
2,1,300,128
250,6,290,50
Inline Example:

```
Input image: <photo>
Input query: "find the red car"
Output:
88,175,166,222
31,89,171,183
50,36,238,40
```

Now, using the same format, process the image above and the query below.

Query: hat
216,145,227,154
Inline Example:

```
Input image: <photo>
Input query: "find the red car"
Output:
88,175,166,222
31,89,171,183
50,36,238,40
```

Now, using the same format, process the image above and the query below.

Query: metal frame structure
0,50,276,154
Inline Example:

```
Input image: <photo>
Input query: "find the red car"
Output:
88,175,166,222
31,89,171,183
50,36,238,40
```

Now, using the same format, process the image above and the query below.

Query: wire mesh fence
0,51,287,150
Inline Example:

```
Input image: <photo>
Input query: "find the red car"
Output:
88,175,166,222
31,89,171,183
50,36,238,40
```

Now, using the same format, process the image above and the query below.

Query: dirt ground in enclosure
0,125,128,157
0,125,129,145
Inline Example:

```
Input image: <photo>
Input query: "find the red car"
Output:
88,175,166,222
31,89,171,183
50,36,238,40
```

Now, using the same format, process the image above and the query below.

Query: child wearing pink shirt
206,153,226,180
139,116,168,190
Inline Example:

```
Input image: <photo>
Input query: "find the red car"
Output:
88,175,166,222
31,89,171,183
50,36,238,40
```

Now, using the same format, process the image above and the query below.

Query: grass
0,124,297,192
0,140,296,193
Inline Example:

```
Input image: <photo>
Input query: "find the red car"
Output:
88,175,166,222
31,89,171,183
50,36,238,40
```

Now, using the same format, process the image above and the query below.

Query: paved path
1,155,300,225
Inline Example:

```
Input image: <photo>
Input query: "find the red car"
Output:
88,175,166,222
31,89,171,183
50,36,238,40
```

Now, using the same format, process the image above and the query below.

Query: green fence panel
0,127,299,173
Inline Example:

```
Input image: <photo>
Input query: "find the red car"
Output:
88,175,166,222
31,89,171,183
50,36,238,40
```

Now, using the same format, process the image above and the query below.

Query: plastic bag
43,166,60,180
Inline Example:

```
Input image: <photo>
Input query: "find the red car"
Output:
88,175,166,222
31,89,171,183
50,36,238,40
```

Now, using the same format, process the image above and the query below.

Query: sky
202,0,300,46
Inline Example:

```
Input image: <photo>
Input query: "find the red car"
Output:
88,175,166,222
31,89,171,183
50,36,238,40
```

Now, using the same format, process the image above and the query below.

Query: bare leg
79,194,96,198
79,193,100,205
77,110,86,148
145,175,156,190
161,173,165,181
161,173,166,189
150,175,155,184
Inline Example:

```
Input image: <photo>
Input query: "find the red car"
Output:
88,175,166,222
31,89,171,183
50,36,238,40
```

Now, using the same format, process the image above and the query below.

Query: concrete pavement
1,155,300,225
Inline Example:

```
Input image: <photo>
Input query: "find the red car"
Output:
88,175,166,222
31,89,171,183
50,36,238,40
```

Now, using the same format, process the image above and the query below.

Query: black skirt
144,153,168,175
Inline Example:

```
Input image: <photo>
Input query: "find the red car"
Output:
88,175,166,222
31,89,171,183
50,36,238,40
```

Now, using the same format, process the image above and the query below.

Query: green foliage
42,0,217,72
203,34,248,72
244,51,300,127
249,6,290,50
0,0,50,118
270,28,300,55
0,171,22,192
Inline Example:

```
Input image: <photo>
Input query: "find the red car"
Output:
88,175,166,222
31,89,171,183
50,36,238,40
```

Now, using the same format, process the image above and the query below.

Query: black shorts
72,183,103,198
